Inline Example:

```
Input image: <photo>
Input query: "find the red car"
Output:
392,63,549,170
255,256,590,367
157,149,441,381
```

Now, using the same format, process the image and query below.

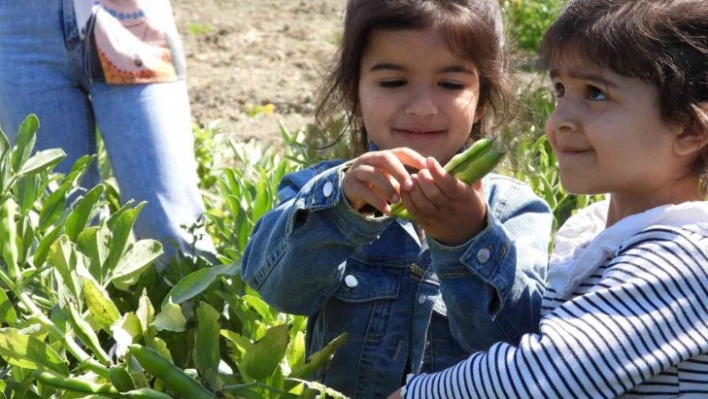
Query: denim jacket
241,159,552,399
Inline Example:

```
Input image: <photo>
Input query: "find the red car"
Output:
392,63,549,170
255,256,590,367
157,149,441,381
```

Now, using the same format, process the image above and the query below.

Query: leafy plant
0,115,346,398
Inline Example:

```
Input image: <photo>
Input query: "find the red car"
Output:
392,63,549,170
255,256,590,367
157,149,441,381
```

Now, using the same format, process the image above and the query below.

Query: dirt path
171,0,346,148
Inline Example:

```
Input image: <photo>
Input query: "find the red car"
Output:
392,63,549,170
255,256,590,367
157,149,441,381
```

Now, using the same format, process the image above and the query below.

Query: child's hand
343,148,427,214
401,157,487,245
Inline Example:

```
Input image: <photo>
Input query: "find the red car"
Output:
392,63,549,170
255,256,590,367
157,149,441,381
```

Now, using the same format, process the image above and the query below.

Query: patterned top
74,0,185,84
403,203,708,398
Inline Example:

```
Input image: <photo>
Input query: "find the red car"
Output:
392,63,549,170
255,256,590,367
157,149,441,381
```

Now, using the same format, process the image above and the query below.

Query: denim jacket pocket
425,295,469,372
312,260,405,395
333,260,402,303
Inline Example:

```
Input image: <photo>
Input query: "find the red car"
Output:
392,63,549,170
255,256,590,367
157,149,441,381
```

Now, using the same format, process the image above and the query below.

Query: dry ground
172,0,346,148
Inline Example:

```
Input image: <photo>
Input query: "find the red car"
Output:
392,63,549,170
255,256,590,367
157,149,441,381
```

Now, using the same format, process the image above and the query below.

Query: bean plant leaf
106,201,146,271
152,301,186,333
0,328,69,376
241,324,290,380
82,277,121,333
65,184,104,243
49,235,83,303
0,290,17,326
38,183,68,231
66,305,111,365
33,225,61,267
290,332,348,380
16,174,39,214
110,313,142,358
11,114,39,173
220,330,250,360
136,289,155,336
195,302,221,390
110,239,162,291
77,225,112,282
17,149,65,177
161,263,239,308
240,295,277,326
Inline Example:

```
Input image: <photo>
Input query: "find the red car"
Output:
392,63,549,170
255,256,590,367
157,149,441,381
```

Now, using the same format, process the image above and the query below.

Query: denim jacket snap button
477,247,491,264
323,181,334,197
417,295,426,304
344,275,358,288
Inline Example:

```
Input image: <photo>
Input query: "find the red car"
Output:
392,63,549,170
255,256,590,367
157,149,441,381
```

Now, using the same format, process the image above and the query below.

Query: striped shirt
404,226,708,398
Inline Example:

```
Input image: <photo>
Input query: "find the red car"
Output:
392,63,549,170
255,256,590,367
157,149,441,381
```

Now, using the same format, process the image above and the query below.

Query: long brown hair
316,0,514,156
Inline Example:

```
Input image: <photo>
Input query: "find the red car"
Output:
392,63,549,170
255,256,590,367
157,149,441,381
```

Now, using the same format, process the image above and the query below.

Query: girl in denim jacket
242,0,552,397
392,0,708,397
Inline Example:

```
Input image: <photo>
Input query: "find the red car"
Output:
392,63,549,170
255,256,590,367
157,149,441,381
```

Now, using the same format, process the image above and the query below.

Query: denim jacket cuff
429,211,512,283
303,162,393,245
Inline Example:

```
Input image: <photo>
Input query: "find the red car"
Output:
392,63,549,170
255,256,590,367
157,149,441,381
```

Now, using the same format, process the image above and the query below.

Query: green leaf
241,324,290,380
195,303,221,390
0,328,69,376
240,295,277,326
106,201,146,271
82,277,121,333
110,313,142,358
290,332,347,380
0,290,17,326
152,301,186,333
17,148,65,177
38,184,68,232
77,225,111,282
110,239,162,290
33,225,62,267
136,289,155,336
11,114,39,173
0,124,10,158
161,263,239,308
66,305,111,365
15,174,39,214
220,330,250,360
65,184,104,243
49,235,82,303
288,330,306,369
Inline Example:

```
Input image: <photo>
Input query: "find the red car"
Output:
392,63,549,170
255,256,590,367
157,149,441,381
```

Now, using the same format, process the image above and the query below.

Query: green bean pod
128,344,218,399
32,371,120,395
0,197,20,279
444,137,495,174
389,138,506,220
454,149,506,183
121,387,175,398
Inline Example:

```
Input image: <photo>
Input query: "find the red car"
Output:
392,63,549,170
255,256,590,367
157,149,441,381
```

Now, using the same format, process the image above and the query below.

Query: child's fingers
403,173,441,215
344,164,400,205
390,147,428,171
415,168,448,205
425,157,466,193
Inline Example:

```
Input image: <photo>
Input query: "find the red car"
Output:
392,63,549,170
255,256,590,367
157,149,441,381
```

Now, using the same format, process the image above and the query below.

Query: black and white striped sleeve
403,227,708,399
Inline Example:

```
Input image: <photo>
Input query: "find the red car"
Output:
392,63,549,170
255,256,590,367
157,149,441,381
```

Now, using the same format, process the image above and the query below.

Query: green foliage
0,116,346,398
502,0,564,53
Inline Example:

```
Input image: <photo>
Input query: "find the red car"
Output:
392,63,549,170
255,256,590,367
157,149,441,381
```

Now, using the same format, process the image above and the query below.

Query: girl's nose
405,87,437,117
546,97,579,135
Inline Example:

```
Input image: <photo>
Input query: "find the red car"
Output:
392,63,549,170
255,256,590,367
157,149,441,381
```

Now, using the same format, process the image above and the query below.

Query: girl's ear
673,102,708,157
474,104,485,124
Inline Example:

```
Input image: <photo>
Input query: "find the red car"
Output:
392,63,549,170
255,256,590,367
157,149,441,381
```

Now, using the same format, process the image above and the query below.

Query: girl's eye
379,80,406,88
439,81,465,90
552,82,565,97
586,86,607,100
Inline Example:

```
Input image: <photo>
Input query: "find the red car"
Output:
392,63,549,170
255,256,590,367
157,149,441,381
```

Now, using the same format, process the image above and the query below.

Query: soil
171,0,346,149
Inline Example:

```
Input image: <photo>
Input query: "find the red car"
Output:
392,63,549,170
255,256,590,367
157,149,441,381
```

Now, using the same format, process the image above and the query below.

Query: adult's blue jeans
0,0,216,264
